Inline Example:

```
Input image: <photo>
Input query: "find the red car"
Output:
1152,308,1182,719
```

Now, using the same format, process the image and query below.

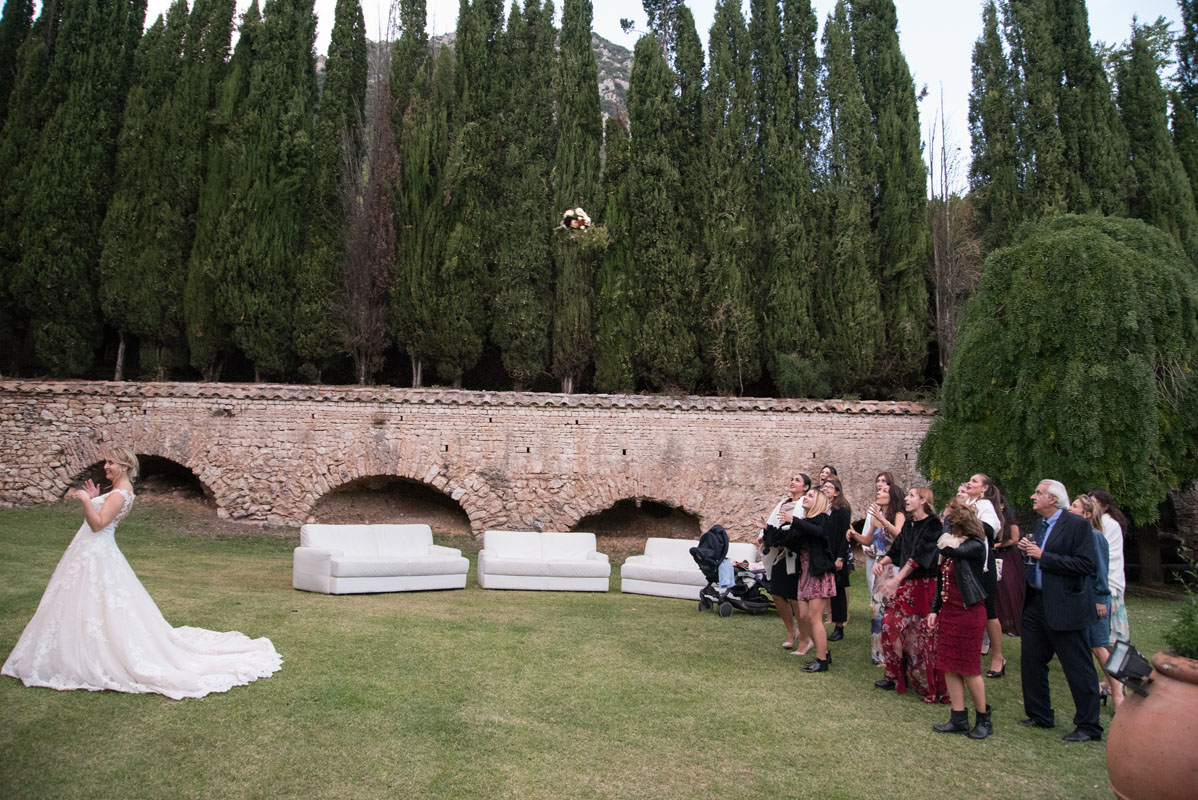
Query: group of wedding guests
756,467,1129,742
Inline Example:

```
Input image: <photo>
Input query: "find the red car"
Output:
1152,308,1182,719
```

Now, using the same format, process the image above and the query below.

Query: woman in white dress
2,448,281,700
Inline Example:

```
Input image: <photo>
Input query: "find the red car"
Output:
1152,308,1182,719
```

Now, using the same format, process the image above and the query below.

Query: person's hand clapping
82,479,100,499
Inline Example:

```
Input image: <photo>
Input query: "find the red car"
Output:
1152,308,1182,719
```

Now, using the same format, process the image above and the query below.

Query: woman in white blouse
964,474,1005,678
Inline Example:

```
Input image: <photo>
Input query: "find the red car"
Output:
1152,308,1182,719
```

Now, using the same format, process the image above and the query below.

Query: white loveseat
620,537,758,600
477,530,611,591
293,523,469,594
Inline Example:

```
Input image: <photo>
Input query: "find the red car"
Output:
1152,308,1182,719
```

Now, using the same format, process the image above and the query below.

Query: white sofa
477,530,611,591
293,523,469,594
620,537,758,600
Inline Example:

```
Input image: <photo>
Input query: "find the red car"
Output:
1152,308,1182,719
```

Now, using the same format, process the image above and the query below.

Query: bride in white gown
2,448,281,699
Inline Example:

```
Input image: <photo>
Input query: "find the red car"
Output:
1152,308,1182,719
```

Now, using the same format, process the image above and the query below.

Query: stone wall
0,381,935,539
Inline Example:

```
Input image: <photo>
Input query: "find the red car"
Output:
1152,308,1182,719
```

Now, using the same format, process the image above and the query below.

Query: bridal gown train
2,490,282,699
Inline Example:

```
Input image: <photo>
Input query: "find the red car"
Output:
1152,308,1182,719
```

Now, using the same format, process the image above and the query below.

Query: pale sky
137,0,1182,184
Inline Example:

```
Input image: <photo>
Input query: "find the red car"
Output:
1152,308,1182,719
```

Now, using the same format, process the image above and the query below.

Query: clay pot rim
1152,651,1198,686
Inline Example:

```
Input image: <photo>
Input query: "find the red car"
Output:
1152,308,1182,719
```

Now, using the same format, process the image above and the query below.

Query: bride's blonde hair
109,448,139,480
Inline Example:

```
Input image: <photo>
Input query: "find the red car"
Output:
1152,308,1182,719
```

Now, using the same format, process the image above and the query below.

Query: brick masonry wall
0,381,937,539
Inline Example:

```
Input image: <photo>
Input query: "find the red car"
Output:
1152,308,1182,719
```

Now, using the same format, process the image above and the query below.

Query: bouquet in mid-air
558,207,592,231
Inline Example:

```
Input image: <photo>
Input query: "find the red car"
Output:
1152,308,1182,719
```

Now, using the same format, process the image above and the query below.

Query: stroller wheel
718,601,733,618
698,596,713,611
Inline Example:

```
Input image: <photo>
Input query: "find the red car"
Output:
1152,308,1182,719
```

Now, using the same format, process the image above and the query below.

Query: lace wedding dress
2,490,282,699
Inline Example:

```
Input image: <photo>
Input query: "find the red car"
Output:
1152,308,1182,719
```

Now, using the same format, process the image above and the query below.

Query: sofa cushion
300,523,433,555
641,537,701,564
619,562,706,586
540,532,598,561
331,555,468,578
482,556,609,578
483,530,544,559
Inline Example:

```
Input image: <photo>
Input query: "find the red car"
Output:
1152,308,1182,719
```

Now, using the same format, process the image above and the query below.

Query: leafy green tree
185,0,261,379
10,0,145,375
550,0,602,393
0,0,33,124
969,0,1021,251
391,22,451,388
491,0,555,390
820,0,883,390
626,34,700,391
1117,20,1198,263
850,0,929,386
593,113,637,392
919,215,1198,524
701,0,760,394
295,0,367,381
97,1,189,380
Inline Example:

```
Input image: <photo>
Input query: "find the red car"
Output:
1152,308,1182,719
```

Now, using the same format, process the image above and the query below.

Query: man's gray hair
1039,480,1070,509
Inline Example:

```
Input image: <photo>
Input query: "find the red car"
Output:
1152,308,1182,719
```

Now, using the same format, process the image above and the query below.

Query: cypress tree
392,27,451,388
0,0,33,124
626,34,700,391
820,0,883,390
215,0,318,379
185,0,261,380
672,4,706,269
390,0,428,127
550,0,602,394
850,0,929,386
10,0,145,375
97,1,189,380
1175,0,1198,202
702,0,760,394
1117,21,1198,262
490,0,555,390
593,113,637,392
295,0,367,380
969,0,1021,251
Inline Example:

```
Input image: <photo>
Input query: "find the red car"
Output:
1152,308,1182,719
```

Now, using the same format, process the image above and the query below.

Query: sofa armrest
622,554,649,566
294,547,342,574
587,551,609,563
428,544,463,558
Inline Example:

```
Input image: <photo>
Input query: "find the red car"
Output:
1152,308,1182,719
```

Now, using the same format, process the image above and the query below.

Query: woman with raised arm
821,477,852,642
768,488,837,672
964,473,1006,678
2,448,281,699
753,473,812,653
848,472,906,665
874,487,947,702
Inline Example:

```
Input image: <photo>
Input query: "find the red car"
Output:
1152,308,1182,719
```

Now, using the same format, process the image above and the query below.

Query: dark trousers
1020,587,1102,736
830,571,849,625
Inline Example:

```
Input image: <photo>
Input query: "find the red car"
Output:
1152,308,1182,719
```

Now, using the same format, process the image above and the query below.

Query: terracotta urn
1106,652,1198,800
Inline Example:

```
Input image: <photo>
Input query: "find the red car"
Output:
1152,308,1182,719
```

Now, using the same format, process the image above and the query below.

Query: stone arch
63,428,217,507
309,473,472,533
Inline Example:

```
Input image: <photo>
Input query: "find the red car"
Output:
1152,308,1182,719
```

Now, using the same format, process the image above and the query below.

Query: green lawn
0,502,1180,799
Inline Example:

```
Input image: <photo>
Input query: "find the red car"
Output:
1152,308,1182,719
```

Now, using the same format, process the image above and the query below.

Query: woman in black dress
821,478,852,642
753,473,812,652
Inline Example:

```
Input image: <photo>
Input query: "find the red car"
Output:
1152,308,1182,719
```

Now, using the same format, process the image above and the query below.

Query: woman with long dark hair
821,477,852,642
1072,494,1124,712
1089,488,1130,647
992,492,1025,636
753,473,812,653
964,473,1006,678
875,487,947,702
929,499,992,739
849,472,906,665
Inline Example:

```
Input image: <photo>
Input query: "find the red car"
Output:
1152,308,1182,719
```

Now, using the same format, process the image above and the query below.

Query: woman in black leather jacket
929,499,992,739
786,488,838,672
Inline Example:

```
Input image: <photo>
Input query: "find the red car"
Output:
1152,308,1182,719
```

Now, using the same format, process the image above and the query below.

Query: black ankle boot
802,656,829,673
827,626,844,641
933,708,970,734
968,705,993,739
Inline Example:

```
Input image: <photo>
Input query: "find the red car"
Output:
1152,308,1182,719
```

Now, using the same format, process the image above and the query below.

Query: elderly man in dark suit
1017,479,1102,741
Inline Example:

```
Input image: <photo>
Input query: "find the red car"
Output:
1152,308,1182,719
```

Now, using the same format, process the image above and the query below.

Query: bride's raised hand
82,479,100,499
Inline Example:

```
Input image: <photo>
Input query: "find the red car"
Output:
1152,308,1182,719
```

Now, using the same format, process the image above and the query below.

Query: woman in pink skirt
929,499,992,739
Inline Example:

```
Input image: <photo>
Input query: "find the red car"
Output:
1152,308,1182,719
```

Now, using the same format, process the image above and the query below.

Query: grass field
0,501,1181,799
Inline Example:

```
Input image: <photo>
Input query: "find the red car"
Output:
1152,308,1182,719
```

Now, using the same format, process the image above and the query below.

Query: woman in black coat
821,478,853,642
769,488,838,673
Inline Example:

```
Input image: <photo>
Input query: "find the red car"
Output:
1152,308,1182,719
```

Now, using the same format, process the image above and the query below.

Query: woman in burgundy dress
875,487,947,703
993,494,1025,637
929,500,992,739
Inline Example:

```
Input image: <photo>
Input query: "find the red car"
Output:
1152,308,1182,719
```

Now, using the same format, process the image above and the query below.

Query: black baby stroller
691,525,774,617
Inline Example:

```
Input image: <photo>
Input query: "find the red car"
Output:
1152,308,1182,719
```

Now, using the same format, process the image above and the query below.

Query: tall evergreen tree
185,0,261,379
295,0,366,380
9,0,145,375
627,34,700,391
671,4,706,271
821,0,883,389
550,0,602,393
702,0,760,394
969,0,1021,251
390,0,428,126
97,1,189,380
0,0,33,124
850,0,928,386
593,113,637,392
214,0,318,379
392,30,452,388
1118,21,1198,262
1175,0,1198,203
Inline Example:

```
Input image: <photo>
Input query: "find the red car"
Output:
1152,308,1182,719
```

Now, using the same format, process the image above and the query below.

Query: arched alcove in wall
572,498,702,563
76,455,215,508
310,475,472,535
